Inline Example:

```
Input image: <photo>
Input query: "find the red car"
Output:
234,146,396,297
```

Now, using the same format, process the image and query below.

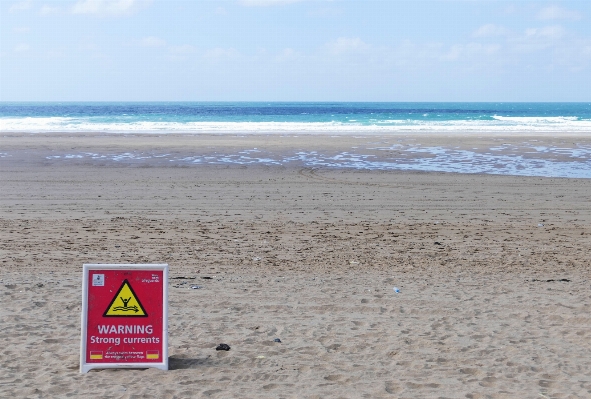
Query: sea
1,102,590,178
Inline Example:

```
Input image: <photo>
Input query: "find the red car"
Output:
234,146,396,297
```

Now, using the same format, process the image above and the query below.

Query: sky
1,0,590,101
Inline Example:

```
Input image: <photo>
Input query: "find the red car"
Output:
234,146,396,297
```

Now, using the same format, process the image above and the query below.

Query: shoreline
2,132,590,179
2,129,591,136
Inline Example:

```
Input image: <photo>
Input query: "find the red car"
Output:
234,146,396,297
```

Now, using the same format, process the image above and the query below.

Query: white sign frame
80,263,169,373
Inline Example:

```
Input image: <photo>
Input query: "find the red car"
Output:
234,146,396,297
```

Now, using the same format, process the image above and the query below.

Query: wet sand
1,134,591,398
2,132,590,177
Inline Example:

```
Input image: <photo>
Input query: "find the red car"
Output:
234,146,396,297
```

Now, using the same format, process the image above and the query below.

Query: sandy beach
1,133,591,398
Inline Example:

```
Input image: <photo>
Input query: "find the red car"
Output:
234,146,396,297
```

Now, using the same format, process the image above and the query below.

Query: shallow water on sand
38,142,591,178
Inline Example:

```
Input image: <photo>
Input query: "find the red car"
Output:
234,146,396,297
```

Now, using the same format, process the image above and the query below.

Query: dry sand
1,134,591,398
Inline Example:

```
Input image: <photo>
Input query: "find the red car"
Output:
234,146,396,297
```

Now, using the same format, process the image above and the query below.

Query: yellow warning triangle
103,279,148,317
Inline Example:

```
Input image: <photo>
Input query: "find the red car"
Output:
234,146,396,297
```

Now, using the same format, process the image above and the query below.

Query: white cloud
537,5,581,21
72,0,151,16
442,43,501,61
13,26,30,34
167,45,197,61
9,0,31,12
169,45,196,55
239,0,303,6
309,6,343,18
473,24,510,38
543,36,591,71
326,37,369,55
502,4,516,15
14,43,30,53
40,5,60,15
204,47,240,60
508,25,570,55
442,44,462,61
140,36,166,47
79,41,98,51
275,47,302,62
525,25,565,39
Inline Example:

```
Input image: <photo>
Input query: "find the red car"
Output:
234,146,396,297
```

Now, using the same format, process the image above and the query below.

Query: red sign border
80,264,169,373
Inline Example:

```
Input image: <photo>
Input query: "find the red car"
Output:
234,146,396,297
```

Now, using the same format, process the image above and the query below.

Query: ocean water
1,102,590,133
1,102,590,178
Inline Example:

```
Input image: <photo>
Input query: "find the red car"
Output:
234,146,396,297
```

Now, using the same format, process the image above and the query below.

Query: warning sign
103,280,147,316
80,264,168,373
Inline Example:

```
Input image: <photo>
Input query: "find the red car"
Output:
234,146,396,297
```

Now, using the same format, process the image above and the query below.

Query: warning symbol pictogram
103,279,148,317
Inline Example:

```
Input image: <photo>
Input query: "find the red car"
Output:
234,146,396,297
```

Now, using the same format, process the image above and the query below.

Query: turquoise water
1,102,590,132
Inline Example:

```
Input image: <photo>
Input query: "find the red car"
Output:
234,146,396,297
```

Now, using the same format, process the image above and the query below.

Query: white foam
2,117,591,134
492,115,579,123
33,143,591,179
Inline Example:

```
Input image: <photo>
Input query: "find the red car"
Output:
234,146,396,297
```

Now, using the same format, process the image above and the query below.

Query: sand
1,134,591,398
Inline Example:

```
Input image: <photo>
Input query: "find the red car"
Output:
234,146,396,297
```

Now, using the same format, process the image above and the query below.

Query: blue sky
2,0,590,101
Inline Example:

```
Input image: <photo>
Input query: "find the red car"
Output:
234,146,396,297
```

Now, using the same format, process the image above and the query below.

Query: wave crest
2,116,591,133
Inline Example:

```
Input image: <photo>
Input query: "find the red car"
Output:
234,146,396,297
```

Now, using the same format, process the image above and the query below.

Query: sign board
80,264,168,373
